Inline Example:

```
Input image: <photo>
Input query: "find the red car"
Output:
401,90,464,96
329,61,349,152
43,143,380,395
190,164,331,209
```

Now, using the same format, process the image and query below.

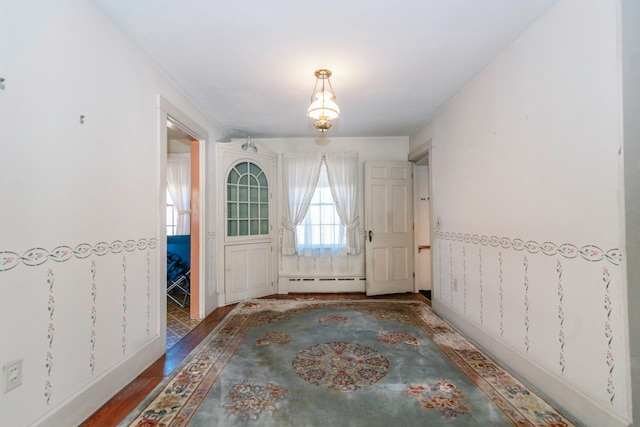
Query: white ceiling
90,0,558,140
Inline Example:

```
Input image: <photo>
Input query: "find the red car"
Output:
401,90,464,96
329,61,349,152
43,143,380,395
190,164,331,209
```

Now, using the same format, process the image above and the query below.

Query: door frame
408,141,434,296
158,95,210,319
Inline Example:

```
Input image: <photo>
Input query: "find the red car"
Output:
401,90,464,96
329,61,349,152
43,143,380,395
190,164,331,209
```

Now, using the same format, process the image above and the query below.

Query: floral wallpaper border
436,230,622,407
0,239,158,272
434,231,621,265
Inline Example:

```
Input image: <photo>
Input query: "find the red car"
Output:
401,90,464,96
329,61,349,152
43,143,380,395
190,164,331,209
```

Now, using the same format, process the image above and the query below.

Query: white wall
0,1,223,425
411,0,630,425
621,0,640,423
259,137,409,292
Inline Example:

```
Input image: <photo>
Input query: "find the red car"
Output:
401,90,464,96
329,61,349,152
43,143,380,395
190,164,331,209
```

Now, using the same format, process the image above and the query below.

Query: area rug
122,300,574,426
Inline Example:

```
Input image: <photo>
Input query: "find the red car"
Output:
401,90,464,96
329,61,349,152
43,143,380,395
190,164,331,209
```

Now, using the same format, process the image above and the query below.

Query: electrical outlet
4,360,22,392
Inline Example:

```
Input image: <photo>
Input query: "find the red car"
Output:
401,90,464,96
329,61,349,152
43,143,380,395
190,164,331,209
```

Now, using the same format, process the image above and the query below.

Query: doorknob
368,230,373,242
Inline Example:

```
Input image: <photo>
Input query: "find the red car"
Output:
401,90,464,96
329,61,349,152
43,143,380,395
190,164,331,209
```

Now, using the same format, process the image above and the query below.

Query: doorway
166,120,201,345
409,145,433,295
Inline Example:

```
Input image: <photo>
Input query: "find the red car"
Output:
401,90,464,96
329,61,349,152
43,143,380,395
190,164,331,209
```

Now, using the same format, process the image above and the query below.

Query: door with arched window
216,143,276,304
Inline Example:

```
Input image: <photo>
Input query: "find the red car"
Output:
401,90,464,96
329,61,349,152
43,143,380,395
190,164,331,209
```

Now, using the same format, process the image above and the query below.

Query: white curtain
167,153,191,235
281,153,322,255
325,152,361,255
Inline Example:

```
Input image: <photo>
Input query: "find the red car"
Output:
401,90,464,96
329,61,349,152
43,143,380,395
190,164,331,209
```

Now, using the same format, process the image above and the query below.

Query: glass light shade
307,92,340,120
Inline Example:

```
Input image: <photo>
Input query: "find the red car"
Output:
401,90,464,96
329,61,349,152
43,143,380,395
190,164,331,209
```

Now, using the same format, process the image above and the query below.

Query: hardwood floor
80,292,429,426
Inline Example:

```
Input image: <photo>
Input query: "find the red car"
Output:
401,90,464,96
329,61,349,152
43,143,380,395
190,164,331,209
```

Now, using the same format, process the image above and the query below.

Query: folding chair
167,235,191,307
167,252,190,307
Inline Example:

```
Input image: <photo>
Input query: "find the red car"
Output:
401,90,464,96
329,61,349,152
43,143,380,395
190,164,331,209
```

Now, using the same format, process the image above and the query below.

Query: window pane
250,220,259,235
260,203,268,219
239,203,248,218
166,205,175,236
250,187,258,202
258,173,268,186
308,206,319,223
250,163,261,176
227,168,239,184
321,205,335,222
228,220,237,236
239,220,248,235
260,188,268,202
236,162,248,175
260,220,268,234
239,175,248,185
322,226,333,244
228,185,237,201
239,186,248,201
228,203,237,219
250,203,258,218
249,175,259,187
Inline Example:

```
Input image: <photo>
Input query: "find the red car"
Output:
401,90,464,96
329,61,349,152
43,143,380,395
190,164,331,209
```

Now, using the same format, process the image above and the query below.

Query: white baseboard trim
31,336,166,427
432,300,631,427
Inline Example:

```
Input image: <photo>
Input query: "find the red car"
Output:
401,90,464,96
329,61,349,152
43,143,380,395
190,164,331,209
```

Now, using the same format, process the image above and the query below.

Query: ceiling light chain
307,69,340,132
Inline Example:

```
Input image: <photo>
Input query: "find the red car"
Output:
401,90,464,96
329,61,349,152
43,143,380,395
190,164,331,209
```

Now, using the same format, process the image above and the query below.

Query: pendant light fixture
307,69,340,132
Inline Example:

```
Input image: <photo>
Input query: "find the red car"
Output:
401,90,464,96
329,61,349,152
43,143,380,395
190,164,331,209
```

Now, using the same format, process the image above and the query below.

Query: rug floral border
123,299,574,426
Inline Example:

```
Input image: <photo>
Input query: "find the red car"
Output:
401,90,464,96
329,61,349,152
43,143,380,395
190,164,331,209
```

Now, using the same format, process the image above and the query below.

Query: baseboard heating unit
278,276,366,293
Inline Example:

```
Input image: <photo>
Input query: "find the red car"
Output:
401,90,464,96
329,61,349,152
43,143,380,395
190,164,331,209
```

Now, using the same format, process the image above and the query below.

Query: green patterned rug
122,300,574,426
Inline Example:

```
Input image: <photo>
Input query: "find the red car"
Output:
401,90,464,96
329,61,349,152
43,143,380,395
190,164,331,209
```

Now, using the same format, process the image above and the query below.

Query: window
281,152,360,256
296,164,345,254
227,161,269,237
166,189,177,236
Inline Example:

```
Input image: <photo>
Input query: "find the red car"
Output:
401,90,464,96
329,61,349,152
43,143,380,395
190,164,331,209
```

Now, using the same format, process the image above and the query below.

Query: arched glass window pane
227,169,239,184
236,162,248,175
227,162,269,237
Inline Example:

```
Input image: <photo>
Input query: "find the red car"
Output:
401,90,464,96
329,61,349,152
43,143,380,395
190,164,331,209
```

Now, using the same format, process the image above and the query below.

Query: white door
364,161,414,296
216,143,277,306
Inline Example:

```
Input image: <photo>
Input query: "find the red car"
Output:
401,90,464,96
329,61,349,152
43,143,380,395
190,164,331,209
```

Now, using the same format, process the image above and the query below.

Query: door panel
393,246,409,280
225,243,272,303
392,184,408,232
365,161,414,296
372,247,390,281
372,185,388,232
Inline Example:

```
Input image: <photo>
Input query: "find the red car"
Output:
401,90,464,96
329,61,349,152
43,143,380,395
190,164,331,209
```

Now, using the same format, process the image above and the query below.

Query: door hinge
413,272,415,278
